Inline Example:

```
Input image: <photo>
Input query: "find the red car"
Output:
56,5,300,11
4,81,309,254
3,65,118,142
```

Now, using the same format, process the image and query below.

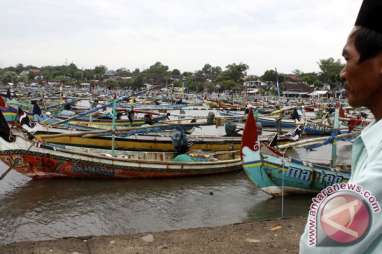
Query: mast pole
111,94,117,157
330,103,340,168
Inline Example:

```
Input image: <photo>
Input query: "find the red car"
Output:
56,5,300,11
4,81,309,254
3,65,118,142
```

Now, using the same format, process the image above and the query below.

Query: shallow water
0,160,313,244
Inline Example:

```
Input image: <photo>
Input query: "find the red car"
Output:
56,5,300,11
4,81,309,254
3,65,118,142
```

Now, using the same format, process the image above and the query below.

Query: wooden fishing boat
37,132,243,152
257,116,301,129
0,131,242,179
23,121,246,152
241,108,350,196
56,112,169,129
204,99,243,110
55,114,212,130
303,121,334,136
268,126,303,146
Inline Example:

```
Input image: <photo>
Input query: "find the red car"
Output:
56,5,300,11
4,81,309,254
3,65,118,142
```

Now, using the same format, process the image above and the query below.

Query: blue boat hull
242,149,350,196
257,117,297,129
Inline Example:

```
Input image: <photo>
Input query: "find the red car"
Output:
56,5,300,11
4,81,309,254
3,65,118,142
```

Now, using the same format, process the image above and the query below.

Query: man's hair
354,27,382,63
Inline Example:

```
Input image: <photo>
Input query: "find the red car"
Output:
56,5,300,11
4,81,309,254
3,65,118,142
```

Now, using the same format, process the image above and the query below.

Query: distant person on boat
144,113,153,125
6,88,11,99
291,108,301,121
300,1,382,253
17,108,33,128
128,107,135,124
31,100,42,122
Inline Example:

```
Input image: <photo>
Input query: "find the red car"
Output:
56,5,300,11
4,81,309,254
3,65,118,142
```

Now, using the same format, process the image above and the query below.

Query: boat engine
171,128,191,155
207,112,215,125
225,122,240,136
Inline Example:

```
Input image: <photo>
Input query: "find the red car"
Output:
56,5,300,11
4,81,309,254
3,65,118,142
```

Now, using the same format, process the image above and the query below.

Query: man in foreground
300,0,382,253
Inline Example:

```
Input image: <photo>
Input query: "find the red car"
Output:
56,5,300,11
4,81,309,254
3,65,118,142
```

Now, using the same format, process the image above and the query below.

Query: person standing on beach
300,0,382,253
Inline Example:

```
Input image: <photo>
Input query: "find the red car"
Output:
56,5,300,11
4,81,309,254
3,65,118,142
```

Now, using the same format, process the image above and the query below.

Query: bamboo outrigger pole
276,132,357,150
48,89,148,127
111,96,117,157
36,122,204,140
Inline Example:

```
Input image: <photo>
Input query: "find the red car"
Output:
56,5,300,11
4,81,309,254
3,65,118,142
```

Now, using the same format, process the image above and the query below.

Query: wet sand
0,216,306,254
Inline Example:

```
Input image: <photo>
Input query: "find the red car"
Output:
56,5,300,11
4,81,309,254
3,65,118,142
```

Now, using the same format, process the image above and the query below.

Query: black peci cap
355,0,382,34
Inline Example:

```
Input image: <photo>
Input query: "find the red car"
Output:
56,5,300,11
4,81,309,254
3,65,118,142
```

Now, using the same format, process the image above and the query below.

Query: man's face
340,28,382,108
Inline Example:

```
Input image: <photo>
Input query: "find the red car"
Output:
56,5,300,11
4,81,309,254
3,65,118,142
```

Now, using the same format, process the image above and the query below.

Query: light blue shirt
300,119,382,253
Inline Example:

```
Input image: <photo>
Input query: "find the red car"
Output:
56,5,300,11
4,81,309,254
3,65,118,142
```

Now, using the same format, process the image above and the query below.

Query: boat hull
0,149,242,179
242,155,350,196
36,134,241,152
257,117,298,129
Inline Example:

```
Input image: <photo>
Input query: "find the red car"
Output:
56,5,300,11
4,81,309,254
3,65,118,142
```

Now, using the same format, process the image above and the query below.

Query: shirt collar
360,119,382,155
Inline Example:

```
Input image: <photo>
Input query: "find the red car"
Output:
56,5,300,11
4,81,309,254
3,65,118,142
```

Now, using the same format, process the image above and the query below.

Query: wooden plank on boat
276,132,357,150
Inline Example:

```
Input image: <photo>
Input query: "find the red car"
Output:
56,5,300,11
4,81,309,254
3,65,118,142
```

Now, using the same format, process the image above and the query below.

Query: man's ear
377,52,382,74
376,52,382,75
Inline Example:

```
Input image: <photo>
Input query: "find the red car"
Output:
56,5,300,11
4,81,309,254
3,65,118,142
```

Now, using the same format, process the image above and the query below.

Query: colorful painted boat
36,132,243,152
257,116,300,129
55,115,211,130
0,106,17,123
56,113,168,129
0,132,242,179
303,121,348,136
303,122,334,136
23,121,244,152
241,108,350,196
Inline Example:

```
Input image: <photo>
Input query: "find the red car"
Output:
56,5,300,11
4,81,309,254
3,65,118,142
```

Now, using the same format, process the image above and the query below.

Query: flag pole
275,68,280,98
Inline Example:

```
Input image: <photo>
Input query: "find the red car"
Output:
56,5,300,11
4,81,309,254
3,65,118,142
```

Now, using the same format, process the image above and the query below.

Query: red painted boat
0,132,242,179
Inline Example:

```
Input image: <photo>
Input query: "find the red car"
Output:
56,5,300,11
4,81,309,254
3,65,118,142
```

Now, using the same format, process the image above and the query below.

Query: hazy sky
0,0,362,75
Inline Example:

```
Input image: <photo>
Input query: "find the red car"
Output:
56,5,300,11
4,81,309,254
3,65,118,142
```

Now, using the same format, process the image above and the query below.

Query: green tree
105,79,119,87
290,69,321,87
15,63,24,74
17,72,29,83
131,75,144,89
171,69,181,79
143,62,169,86
215,63,248,91
73,70,83,80
94,65,107,80
222,63,248,83
83,69,95,81
66,63,79,78
201,64,222,81
318,58,344,89
1,71,17,84
219,79,238,91
261,69,278,82
300,72,321,87
116,68,131,77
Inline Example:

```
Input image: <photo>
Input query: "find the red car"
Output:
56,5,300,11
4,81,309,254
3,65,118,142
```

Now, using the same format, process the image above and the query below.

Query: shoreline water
0,216,306,254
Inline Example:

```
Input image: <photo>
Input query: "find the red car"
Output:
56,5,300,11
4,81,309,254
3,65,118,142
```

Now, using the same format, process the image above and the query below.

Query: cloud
0,0,362,74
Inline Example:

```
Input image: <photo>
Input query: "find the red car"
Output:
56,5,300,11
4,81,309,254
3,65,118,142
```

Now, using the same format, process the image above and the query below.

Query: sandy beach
0,216,306,254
